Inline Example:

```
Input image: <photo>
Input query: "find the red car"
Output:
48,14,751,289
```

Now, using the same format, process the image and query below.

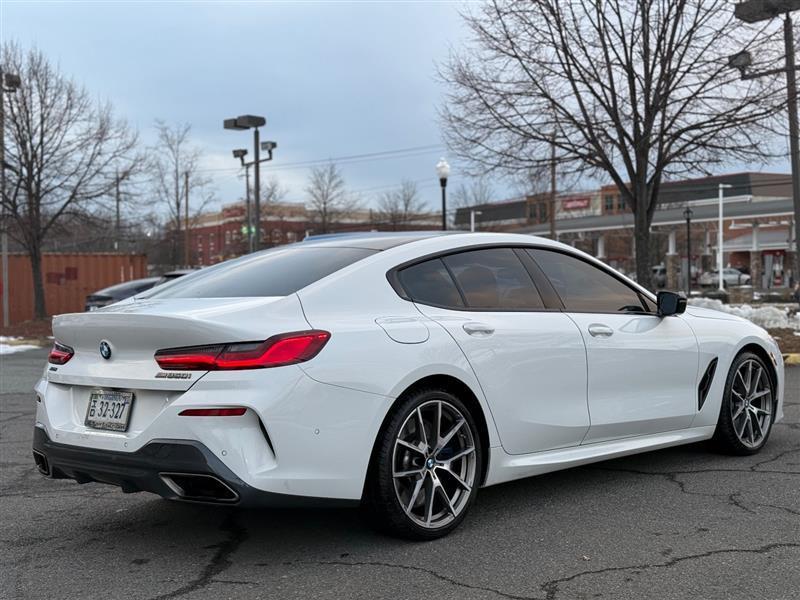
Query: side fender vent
698,358,718,411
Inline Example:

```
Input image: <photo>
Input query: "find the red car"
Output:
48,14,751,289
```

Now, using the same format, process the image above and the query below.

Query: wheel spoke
732,403,746,421
750,410,764,440
424,477,435,526
751,405,771,416
749,388,770,401
405,474,425,513
750,366,763,396
735,412,749,438
435,477,457,517
416,407,428,451
440,445,475,465
435,401,443,447
397,439,426,455
393,467,424,479
441,469,472,493
435,419,465,454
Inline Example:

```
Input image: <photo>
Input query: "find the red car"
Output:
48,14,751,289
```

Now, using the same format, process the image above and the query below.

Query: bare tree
260,176,288,206
305,163,358,233
2,43,141,318
442,0,785,283
148,121,213,265
377,180,427,229
451,177,495,209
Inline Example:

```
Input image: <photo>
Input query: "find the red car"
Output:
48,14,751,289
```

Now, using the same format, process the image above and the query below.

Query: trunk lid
49,295,310,391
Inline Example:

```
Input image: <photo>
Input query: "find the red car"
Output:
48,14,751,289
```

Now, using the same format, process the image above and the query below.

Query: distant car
699,268,751,288
84,270,195,311
155,269,198,286
651,265,666,288
84,277,160,311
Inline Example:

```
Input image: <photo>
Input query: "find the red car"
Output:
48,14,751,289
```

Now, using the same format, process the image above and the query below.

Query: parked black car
84,277,161,311
84,270,197,311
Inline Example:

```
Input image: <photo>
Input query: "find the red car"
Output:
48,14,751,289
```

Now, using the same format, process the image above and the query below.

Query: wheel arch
363,374,492,501
736,342,779,394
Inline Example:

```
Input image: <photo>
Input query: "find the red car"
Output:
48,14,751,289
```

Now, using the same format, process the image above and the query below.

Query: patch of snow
0,335,21,342
688,298,800,330
0,343,40,355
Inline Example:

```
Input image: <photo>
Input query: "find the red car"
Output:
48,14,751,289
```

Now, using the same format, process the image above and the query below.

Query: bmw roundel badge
99,340,112,360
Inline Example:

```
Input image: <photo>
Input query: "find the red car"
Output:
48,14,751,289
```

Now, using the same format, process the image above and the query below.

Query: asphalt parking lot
1,348,798,600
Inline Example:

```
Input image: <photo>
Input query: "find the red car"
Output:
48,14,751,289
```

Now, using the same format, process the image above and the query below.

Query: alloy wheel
391,400,477,529
730,358,773,449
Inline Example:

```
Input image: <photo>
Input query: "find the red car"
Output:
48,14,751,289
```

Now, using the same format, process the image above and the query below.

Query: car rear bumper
31,425,357,508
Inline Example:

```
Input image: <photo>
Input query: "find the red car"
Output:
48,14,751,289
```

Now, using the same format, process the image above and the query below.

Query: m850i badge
155,372,192,379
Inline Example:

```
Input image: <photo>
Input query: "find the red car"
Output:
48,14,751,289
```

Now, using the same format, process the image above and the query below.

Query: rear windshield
144,247,376,298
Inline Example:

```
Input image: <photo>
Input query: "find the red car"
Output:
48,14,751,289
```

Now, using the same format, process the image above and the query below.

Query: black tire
363,387,483,540
714,351,775,455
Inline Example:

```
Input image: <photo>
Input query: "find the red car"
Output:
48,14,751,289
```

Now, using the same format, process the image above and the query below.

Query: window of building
604,195,615,212
528,249,646,313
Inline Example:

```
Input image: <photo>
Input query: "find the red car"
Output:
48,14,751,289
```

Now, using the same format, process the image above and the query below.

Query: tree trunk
633,185,652,288
29,245,47,319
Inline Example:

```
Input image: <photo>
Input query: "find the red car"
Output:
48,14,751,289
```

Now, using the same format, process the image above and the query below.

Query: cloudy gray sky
3,0,490,212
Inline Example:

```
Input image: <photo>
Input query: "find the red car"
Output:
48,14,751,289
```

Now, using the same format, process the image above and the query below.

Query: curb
783,354,800,366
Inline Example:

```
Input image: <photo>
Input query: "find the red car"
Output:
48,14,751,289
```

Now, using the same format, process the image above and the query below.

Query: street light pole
224,115,275,252
436,158,450,231
253,127,261,250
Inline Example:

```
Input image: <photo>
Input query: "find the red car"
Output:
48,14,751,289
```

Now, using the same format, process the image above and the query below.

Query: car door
528,248,699,443
396,247,590,455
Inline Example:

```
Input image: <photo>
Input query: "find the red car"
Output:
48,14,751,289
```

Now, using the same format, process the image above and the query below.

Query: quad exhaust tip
159,472,239,503
33,450,50,476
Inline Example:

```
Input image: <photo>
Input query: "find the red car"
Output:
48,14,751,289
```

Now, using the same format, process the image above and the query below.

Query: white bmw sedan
33,232,785,539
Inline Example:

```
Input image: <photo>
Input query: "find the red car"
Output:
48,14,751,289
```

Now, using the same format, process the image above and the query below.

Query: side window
442,248,544,310
529,249,645,313
398,259,464,308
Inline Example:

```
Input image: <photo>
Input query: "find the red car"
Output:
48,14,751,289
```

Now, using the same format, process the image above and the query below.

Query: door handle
588,323,614,338
463,322,495,336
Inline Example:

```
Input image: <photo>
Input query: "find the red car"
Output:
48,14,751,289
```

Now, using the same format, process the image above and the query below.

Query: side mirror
657,291,687,317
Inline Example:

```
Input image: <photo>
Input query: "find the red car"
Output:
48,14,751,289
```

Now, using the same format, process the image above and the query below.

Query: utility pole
184,171,190,267
114,170,121,251
784,13,800,284
1,69,21,328
732,1,800,285
1,69,9,328
550,134,557,240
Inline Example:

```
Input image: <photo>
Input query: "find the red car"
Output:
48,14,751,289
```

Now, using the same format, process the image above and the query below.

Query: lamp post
224,115,276,251
683,206,694,294
436,158,450,231
732,0,800,287
232,149,253,253
717,183,733,291
1,70,21,328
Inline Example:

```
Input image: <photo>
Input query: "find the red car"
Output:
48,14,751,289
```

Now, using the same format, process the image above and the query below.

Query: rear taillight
179,407,247,417
48,341,74,365
154,330,330,371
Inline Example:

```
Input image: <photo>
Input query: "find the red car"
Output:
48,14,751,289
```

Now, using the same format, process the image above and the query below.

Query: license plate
85,390,134,432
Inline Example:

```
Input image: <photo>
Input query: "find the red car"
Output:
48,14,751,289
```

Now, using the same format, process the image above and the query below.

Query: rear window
145,247,376,298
